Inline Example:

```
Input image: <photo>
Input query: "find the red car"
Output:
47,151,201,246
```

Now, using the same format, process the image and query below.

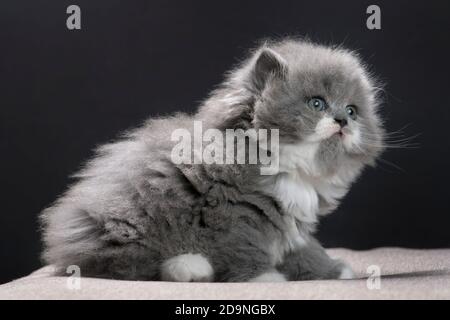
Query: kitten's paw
161,253,214,282
338,263,355,280
249,270,287,282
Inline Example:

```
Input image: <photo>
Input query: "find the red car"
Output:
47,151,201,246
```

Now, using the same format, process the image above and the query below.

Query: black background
1,0,449,284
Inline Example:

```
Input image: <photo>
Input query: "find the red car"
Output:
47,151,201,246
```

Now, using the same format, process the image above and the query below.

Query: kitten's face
252,42,384,176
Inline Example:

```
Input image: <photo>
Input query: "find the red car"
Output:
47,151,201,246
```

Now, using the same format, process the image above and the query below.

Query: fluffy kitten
41,38,384,282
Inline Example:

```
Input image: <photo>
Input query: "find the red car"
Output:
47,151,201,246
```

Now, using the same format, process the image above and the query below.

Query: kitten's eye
345,105,357,120
308,97,327,111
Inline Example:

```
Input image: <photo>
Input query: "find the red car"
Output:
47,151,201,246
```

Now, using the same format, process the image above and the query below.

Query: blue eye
345,105,357,120
308,97,327,111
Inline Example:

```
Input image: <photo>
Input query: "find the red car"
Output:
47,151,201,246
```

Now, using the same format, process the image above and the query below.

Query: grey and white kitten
41,38,384,282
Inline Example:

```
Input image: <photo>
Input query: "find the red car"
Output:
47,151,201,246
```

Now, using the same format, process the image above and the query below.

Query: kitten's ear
251,48,287,92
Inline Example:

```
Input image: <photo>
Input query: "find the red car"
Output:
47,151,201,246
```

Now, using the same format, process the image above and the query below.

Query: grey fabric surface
1,248,449,300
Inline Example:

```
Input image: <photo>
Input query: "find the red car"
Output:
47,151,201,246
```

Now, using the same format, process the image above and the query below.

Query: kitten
41,38,384,282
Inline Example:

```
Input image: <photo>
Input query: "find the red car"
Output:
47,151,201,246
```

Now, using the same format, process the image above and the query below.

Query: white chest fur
262,142,359,264
272,172,319,224
267,142,324,225
267,142,358,224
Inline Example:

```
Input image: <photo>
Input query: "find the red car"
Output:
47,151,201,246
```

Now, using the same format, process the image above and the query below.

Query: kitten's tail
40,204,103,275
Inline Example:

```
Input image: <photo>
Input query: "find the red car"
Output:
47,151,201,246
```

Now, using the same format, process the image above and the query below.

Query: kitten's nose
334,117,348,128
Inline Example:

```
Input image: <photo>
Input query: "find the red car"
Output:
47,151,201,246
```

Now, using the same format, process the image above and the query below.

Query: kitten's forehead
276,41,373,106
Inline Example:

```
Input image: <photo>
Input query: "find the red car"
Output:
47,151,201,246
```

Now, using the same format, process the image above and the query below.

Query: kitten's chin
279,135,355,179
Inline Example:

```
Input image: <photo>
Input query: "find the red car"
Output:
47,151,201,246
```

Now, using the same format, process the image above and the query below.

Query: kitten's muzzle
334,117,348,128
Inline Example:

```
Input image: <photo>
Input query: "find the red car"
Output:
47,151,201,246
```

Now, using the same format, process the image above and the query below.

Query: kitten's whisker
358,142,420,149
376,157,406,173
361,131,421,140
360,132,421,148
383,123,414,135
359,138,420,146
360,123,415,139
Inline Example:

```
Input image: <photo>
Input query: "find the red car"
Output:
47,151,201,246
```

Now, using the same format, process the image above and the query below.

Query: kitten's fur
41,38,384,282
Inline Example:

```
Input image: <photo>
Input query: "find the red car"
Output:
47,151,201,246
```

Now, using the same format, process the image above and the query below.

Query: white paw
250,270,287,282
161,253,214,282
338,265,355,280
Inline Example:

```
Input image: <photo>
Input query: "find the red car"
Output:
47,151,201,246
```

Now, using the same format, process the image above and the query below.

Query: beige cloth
0,247,449,300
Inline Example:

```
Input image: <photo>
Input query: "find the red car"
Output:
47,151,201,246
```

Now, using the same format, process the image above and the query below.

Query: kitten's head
241,40,385,177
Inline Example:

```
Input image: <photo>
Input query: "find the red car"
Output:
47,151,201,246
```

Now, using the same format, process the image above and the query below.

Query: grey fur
41,38,384,281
